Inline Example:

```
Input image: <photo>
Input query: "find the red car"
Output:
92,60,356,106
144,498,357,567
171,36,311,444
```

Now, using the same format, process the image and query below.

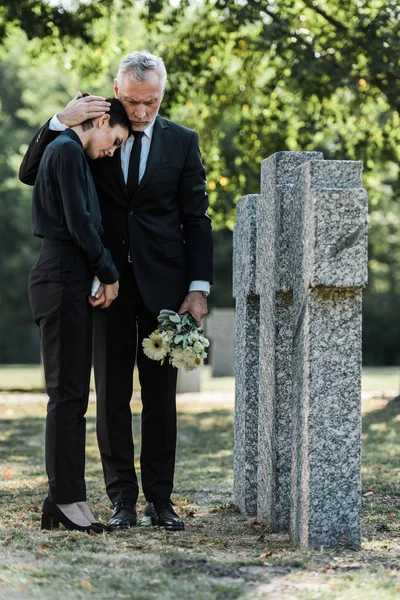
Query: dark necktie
127,131,145,195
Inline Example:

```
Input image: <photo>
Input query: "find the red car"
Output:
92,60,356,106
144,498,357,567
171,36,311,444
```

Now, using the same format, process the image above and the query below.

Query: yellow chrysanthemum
142,333,168,361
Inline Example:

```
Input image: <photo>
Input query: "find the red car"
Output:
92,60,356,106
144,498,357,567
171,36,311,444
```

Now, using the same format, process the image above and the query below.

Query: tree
0,0,118,46
1,0,400,362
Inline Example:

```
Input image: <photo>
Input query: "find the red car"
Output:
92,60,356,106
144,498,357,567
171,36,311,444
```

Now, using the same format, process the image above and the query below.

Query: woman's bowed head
73,97,132,160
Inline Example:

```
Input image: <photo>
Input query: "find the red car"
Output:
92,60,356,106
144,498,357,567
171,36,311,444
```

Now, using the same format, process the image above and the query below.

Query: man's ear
113,79,119,99
98,113,111,128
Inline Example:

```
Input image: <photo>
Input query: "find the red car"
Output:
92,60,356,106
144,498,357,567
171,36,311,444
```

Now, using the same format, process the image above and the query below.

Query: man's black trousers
93,262,179,505
28,241,93,503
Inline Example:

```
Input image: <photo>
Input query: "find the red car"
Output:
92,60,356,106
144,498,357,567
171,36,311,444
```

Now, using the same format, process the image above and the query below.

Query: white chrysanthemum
182,347,201,370
169,346,183,368
142,332,168,361
192,341,204,354
187,331,200,345
171,356,187,369
162,330,174,344
200,336,210,348
171,346,184,359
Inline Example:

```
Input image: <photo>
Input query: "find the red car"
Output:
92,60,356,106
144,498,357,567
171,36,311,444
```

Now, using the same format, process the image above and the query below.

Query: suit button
128,209,134,215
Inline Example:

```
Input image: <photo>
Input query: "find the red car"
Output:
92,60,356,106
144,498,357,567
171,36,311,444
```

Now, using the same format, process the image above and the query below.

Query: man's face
86,117,129,160
114,70,164,132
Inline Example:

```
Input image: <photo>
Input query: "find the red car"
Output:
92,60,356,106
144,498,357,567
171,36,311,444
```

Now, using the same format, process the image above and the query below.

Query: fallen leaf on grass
258,551,273,559
247,520,263,530
3,535,14,546
80,580,95,590
88,529,100,536
4,468,12,481
387,513,396,519
39,544,52,554
124,544,150,551
363,491,374,497
185,510,195,518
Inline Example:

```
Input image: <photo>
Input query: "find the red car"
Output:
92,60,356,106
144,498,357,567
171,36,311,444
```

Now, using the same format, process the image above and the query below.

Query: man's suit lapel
131,116,169,206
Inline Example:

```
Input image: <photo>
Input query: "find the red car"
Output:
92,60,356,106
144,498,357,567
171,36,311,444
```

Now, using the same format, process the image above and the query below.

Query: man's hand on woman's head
57,93,111,128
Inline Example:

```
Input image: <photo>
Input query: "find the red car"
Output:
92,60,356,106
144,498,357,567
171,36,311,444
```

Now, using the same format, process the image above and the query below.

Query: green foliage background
0,0,399,364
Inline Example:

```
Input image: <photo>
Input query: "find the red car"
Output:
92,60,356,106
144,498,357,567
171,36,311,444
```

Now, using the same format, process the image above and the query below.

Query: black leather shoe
108,499,137,529
145,500,185,531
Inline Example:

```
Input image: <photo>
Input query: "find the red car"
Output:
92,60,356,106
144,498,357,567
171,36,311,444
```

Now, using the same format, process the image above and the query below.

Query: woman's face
85,115,129,160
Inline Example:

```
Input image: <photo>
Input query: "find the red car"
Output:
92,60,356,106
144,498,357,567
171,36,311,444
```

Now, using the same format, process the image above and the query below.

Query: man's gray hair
116,51,167,89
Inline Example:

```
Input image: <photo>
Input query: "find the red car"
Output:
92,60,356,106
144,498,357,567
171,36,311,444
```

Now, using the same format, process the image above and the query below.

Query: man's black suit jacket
20,115,213,312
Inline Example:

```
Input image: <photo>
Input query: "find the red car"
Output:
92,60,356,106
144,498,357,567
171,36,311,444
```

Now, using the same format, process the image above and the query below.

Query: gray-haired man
20,51,213,531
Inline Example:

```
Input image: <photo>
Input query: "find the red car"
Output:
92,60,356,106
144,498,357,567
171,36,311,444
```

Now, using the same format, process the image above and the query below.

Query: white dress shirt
49,115,210,297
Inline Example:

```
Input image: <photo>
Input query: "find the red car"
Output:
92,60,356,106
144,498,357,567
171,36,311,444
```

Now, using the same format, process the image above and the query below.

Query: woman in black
28,99,131,533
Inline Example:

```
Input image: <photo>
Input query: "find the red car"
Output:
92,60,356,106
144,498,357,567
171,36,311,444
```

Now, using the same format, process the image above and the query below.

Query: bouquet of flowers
142,309,210,372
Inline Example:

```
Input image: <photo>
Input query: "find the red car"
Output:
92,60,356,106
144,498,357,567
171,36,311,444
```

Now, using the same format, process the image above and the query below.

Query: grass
0,393,399,599
0,365,234,393
1,365,400,394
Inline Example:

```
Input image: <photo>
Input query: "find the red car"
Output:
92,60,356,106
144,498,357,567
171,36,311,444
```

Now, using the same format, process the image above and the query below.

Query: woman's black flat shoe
41,498,103,534
91,521,111,532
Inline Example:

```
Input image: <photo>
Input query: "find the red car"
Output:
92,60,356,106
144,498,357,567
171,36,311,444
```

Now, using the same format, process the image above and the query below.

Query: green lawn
0,393,399,599
1,364,400,394
0,364,234,393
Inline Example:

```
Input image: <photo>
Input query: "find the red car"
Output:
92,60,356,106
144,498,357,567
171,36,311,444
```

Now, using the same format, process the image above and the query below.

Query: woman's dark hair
105,98,132,133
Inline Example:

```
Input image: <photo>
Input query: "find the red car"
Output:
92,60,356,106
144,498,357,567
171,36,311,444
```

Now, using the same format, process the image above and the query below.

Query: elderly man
20,51,213,531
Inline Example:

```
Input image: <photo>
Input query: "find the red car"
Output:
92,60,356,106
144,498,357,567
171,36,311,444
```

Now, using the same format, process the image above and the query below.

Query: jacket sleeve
19,120,60,186
178,131,213,284
54,143,119,284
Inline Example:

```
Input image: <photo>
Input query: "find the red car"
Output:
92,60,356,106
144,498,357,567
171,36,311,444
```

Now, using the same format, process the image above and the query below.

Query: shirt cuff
49,114,68,132
91,276,101,297
189,281,210,296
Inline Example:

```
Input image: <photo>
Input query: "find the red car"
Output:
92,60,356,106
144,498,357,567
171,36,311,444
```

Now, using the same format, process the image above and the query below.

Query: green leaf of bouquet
174,335,184,343
169,314,181,323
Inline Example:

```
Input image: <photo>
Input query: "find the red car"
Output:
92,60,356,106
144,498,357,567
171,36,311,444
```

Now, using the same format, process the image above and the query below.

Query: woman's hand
103,281,119,308
89,284,105,308
89,281,119,309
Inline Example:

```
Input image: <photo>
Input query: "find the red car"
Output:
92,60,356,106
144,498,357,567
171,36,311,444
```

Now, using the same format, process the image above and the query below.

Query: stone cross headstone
256,152,323,531
206,308,236,377
233,152,368,549
233,194,260,516
290,160,367,549
176,368,201,393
